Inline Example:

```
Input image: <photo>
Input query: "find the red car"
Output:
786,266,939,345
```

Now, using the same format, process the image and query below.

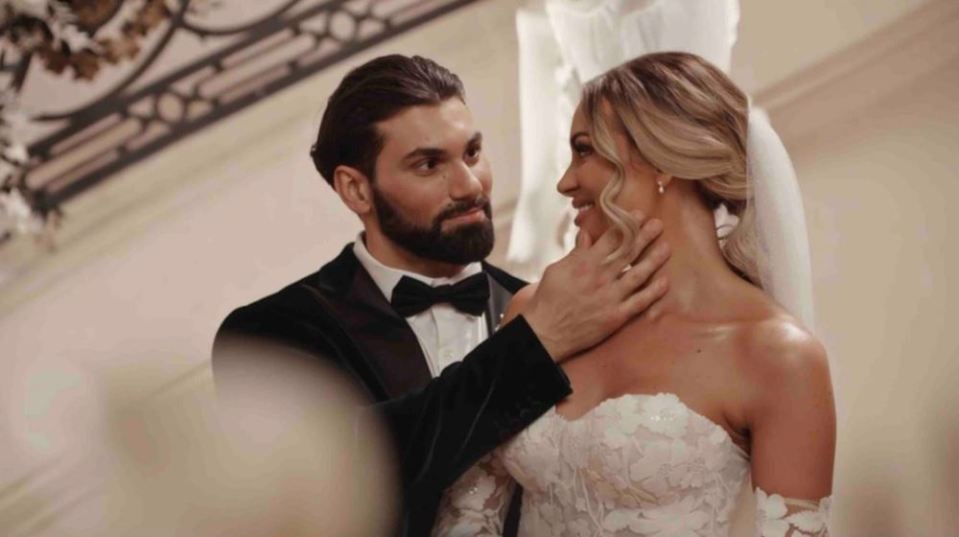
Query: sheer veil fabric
747,107,815,329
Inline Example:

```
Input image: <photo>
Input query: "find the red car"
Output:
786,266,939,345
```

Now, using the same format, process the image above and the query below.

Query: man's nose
449,162,483,199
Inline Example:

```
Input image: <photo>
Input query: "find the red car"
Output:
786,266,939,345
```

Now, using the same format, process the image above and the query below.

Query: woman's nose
557,166,576,195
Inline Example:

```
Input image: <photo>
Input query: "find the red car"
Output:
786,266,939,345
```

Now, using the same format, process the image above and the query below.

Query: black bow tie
390,273,489,317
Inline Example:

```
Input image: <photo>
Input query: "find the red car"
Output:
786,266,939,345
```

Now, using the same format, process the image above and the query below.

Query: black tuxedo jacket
212,244,571,536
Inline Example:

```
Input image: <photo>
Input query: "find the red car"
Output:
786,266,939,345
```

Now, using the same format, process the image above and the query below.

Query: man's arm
367,215,670,493
213,213,669,512
369,316,567,494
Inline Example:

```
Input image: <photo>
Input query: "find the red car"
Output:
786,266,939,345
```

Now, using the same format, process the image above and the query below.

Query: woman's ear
656,170,673,194
333,165,373,216
656,170,675,190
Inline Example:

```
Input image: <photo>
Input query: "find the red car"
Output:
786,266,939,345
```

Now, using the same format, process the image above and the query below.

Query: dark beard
371,187,495,265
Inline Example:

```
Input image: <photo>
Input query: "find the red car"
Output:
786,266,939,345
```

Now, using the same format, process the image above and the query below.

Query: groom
212,54,668,536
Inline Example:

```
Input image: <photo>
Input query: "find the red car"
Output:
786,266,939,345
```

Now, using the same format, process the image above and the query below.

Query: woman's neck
640,183,753,321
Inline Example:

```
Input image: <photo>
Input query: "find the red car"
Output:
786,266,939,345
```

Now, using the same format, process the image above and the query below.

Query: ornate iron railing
7,0,483,223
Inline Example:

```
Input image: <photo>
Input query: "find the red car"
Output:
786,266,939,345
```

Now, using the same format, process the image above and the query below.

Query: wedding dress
433,392,831,537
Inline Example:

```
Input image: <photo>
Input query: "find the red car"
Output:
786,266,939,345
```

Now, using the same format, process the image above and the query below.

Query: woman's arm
431,453,517,537
745,323,836,537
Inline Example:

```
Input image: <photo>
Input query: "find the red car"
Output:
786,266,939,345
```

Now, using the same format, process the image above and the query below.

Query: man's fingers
600,217,665,280
617,242,671,293
611,217,662,267
574,229,592,252
620,277,669,318
617,243,670,297
588,224,625,262
631,218,664,262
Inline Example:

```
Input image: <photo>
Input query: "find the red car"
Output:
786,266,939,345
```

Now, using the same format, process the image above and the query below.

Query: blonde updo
581,51,759,285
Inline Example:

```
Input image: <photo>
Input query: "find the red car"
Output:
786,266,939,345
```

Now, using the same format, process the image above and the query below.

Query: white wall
791,55,959,535
733,0,930,92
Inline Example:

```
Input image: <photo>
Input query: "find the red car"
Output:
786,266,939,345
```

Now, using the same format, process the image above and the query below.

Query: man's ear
333,165,373,216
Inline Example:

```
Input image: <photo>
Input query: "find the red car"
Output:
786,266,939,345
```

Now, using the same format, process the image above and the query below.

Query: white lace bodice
433,393,830,537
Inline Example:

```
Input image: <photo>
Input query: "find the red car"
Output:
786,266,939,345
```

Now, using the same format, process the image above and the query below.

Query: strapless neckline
434,391,755,537
545,391,749,459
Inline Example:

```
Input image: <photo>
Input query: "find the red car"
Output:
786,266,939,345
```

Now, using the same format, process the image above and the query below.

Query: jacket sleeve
368,315,571,496
212,306,371,404
211,294,387,406
213,307,570,535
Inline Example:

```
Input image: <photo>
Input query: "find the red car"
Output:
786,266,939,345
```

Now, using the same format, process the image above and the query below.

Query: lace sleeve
755,487,832,537
431,453,516,537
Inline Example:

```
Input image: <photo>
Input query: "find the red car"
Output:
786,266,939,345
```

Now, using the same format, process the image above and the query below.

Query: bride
433,52,835,537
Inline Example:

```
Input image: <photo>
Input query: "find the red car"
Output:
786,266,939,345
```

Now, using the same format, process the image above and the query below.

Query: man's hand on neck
523,213,671,361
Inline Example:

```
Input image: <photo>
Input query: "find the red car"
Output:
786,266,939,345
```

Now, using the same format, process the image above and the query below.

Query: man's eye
466,146,482,160
416,159,440,172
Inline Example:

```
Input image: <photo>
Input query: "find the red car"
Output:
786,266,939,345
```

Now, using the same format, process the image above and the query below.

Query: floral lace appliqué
432,453,515,537
756,487,832,537
434,394,832,536
496,393,749,536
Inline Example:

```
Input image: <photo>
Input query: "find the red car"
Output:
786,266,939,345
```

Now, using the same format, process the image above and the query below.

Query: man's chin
433,224,494,264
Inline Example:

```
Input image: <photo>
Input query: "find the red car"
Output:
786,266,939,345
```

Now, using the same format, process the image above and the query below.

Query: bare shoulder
735,315,833,411
501,282,538,326
746,315,825,361
740,316,829,381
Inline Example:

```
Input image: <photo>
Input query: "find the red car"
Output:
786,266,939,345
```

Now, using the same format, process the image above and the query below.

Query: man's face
369,98,494,265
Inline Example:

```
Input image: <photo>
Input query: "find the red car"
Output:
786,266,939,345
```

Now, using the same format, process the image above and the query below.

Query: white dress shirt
353,235,489,377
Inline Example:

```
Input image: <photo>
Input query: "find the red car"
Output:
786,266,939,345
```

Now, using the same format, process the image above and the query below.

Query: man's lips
444,206,487,224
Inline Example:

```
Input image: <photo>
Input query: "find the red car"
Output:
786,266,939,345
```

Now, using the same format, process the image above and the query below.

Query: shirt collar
352,233,483,302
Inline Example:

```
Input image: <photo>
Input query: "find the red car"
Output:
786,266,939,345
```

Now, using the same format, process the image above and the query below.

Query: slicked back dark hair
310,54,465,185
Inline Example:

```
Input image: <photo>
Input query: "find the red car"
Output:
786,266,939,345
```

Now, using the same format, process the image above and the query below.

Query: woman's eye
574,143,593,157
466,146,481,160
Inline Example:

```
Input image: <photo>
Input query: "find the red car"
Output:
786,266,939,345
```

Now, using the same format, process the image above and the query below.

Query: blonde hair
581,51,760,285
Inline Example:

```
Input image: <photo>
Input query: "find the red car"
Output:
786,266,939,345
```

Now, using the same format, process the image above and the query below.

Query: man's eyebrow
402,147,447,161
402,132,484,161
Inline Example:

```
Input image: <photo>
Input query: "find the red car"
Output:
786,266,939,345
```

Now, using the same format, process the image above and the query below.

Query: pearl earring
657,181,665,195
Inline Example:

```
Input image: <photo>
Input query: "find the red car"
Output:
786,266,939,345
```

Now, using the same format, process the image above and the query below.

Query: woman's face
557,103,663,241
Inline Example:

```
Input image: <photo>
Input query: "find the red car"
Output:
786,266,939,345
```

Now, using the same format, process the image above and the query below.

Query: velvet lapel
314,245,432,399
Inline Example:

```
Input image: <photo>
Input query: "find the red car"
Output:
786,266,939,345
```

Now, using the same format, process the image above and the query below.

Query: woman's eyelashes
572,136,593,158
